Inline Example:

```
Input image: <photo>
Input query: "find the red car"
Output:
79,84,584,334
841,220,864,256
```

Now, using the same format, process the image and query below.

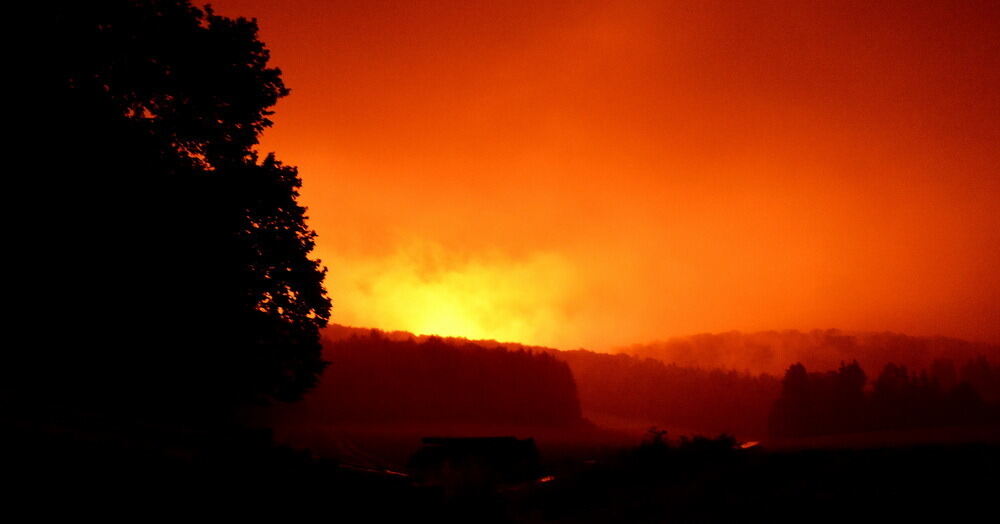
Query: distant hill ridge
615,329,1000,376
324,324,1000,375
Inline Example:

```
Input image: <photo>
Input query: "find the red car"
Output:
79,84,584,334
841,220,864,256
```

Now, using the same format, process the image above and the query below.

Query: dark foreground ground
6,416,999,523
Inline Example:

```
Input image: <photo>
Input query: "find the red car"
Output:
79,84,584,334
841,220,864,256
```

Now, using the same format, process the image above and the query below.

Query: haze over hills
614,330,1000,376
298,324,1000,445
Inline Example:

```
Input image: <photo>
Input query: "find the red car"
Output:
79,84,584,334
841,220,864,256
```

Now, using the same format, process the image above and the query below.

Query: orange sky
212,0,1000,349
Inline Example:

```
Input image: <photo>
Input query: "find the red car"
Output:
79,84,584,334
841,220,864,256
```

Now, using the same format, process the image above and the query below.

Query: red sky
211,0,1000,349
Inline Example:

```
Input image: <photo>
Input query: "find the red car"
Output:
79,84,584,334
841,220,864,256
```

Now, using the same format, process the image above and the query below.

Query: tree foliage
768,359,1000,438
26,0,331,415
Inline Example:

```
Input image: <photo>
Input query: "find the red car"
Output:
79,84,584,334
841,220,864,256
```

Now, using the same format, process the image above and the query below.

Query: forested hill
322,324,554,352
273,329,584,428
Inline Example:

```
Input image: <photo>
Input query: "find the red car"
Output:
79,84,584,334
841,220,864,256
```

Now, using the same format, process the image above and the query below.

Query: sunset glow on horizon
213,0,1000,349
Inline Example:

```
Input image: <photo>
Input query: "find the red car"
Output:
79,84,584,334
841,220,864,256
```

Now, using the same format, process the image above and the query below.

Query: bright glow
329,241,577,345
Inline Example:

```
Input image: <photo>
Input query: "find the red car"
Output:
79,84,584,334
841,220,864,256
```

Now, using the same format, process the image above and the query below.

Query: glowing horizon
213,0,1000,349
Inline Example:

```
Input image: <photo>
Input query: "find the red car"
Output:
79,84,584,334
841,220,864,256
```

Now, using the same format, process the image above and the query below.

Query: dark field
9,415,999,522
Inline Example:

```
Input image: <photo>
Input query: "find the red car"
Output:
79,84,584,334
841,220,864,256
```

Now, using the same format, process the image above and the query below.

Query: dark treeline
559,350,781,438
322,325,782,437
270,331,584,428
770,358,1000,438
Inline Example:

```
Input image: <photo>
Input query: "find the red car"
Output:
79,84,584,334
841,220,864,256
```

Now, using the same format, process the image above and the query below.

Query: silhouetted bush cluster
624,428,739,468
275,331,583,427
769,358,1000,437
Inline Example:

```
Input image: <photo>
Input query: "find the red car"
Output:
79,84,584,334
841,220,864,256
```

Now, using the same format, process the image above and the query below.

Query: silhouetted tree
16,0,330,418
769,359,1000,438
